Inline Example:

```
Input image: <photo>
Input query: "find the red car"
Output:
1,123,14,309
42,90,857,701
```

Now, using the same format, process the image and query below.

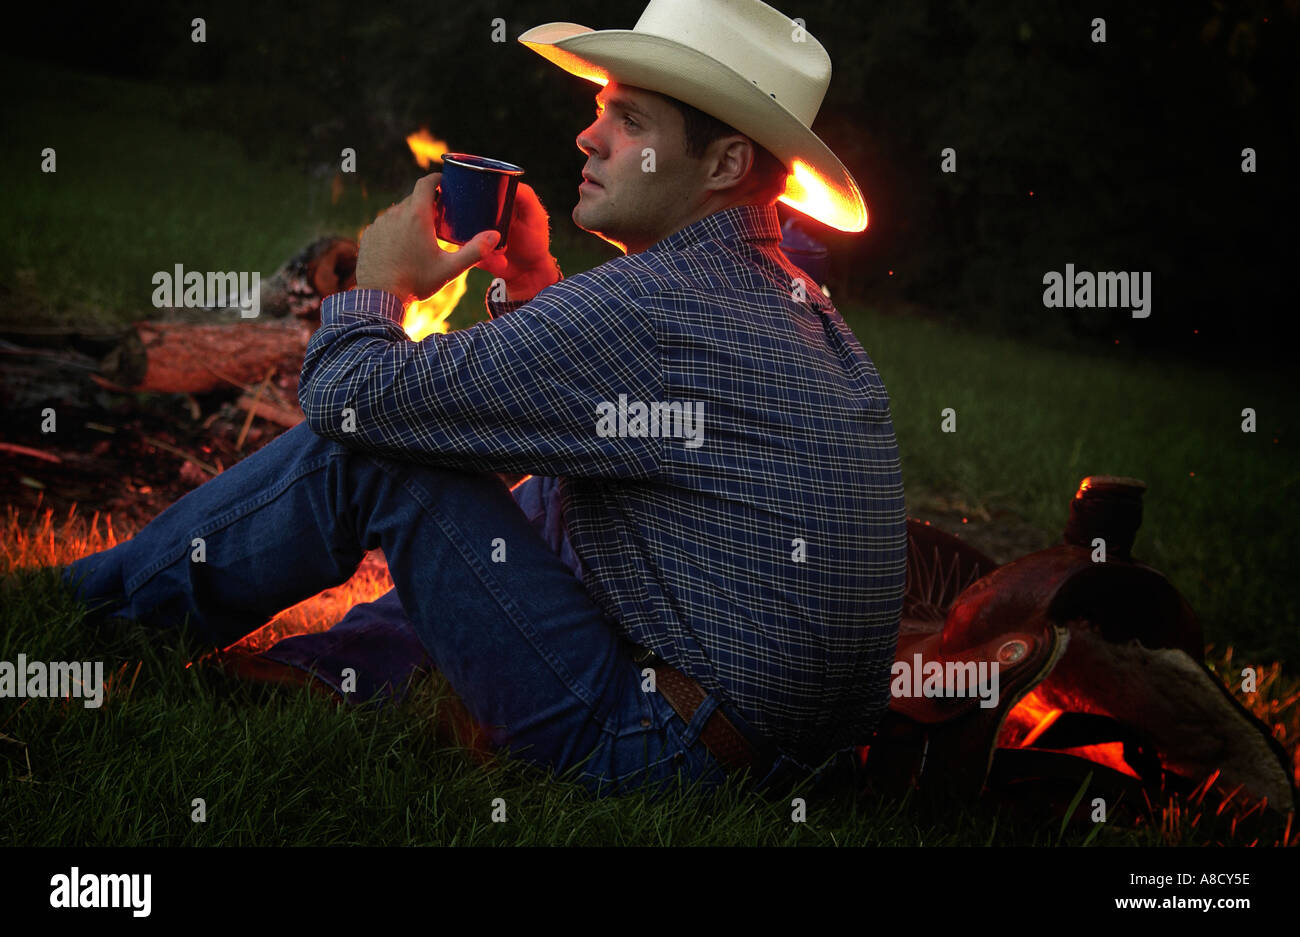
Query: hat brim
519,23,867,233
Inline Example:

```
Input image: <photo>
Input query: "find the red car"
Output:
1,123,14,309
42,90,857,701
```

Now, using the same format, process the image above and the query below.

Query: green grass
0,62,352,322
5,555,1290,845
0,565,1196,846
2,60,1296,846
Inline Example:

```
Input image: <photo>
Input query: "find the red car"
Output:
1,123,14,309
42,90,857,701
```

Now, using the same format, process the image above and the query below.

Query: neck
624,191,768,254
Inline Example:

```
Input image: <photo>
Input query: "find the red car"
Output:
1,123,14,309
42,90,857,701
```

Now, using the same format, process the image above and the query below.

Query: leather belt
638,652,762,775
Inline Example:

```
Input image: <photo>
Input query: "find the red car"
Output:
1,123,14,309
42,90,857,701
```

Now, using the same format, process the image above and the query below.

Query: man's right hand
473,183,561,302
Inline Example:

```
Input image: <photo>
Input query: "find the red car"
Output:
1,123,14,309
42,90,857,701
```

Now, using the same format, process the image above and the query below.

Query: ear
703,136,755,192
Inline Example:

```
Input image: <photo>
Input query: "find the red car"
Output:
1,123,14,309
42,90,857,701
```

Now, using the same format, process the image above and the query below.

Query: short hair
662,95,789,204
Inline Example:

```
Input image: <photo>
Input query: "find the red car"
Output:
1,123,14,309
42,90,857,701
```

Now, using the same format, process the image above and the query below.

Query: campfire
405,127,449,169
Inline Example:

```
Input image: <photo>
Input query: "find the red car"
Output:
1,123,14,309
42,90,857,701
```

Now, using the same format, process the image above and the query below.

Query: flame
347,232,469,341
402,239,471,341
406,128,449,169
779,158,867,233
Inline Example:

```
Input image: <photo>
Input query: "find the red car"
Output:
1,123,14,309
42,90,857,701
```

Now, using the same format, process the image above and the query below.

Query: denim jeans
61,421,832,798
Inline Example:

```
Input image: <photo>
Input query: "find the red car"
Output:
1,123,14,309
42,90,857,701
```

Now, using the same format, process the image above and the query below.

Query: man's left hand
354,173,500,301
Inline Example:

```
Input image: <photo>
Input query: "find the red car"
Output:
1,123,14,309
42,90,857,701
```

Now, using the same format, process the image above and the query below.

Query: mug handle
432,185,453,244
495,178,519,252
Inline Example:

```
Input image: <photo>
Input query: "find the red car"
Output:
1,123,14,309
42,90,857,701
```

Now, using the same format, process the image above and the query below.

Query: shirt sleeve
298,280,664,479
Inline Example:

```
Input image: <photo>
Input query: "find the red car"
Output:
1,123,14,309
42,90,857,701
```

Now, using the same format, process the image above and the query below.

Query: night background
1,0,1298,852
7,0,1295,358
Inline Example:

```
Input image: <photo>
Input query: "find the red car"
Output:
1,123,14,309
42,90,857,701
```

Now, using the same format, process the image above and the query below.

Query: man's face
573,82,707,254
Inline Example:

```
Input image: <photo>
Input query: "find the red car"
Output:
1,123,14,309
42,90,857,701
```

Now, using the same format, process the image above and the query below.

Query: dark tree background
8,0,1296,366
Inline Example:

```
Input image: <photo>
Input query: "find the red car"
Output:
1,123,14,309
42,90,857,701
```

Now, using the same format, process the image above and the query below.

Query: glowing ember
1019,699,1064,748
405,128,449,169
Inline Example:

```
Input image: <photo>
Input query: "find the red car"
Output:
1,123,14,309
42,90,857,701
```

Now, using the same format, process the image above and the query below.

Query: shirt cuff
485,294,529,320
322,288,406,326
484,267,564,320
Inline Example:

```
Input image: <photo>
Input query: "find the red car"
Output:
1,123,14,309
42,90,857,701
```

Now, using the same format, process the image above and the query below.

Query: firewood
258,236,358,330
236,394,303,429
0,442,63,463
91,236,357,395
141,436,220,477
236,371,274,450
100,320,309,394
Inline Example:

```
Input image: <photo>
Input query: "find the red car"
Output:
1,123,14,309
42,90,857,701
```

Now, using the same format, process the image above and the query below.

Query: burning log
93,231,476,395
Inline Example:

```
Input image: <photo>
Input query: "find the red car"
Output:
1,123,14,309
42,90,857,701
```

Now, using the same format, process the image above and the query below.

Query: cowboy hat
518,0,868,232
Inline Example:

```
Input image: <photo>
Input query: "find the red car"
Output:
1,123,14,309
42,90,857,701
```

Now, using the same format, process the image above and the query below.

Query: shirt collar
646,203,782,255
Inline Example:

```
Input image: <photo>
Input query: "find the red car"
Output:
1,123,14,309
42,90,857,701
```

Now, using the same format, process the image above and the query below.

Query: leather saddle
863,477,1297,825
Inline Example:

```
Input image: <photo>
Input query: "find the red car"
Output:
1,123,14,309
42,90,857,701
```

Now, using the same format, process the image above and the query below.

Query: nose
576,117,603,159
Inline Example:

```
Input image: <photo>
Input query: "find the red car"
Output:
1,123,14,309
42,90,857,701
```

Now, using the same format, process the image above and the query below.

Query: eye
594,104,636,129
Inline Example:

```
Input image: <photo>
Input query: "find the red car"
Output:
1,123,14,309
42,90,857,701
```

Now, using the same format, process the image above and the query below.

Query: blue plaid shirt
300,203,907,764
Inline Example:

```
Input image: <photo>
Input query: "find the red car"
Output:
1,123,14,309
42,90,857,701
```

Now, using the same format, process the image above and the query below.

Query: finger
447,230,501,273
503,184,535,221
470,229,502,257
413,173,441,201
474,251,507,277
514,184,546,219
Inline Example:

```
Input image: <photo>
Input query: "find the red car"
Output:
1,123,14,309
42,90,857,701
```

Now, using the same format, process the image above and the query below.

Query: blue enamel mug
434,153,524,251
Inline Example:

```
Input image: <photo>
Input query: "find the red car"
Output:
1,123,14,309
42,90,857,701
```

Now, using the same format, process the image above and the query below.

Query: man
63,0,907,797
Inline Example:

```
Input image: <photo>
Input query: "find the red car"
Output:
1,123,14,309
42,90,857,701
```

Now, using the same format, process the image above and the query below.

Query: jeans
62,421,827,798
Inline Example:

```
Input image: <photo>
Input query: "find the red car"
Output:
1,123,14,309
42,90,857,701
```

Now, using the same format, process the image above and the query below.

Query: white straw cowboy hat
518,0,868,232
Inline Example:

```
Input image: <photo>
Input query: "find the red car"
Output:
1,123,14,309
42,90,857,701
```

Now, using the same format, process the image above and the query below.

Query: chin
573,204,632,253
573,204,606,235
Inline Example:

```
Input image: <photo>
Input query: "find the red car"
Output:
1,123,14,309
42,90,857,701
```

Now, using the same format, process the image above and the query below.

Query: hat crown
631,0,830,126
